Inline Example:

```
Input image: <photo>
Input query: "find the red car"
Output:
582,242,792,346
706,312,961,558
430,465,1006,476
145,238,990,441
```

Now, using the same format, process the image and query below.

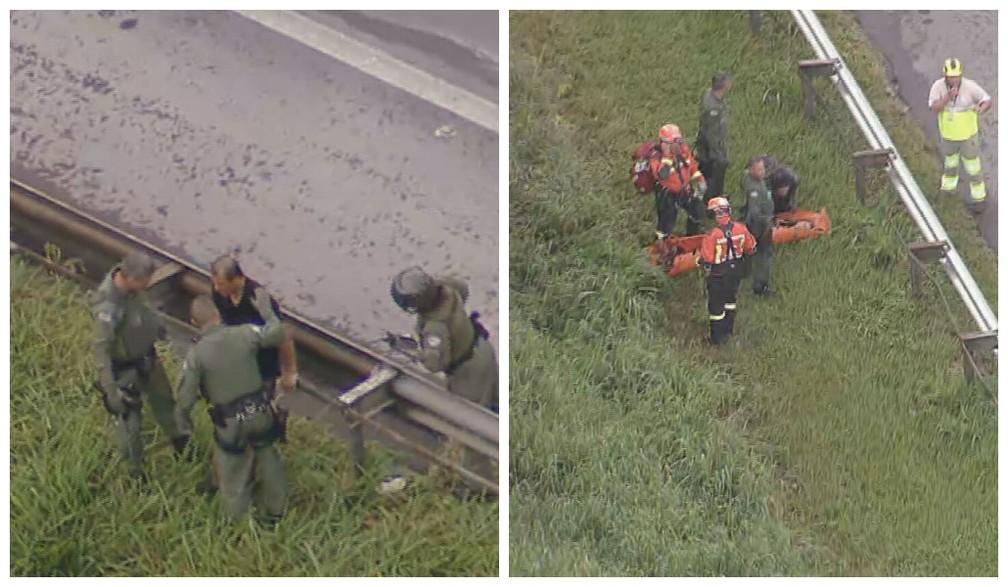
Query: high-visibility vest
938,108,979,141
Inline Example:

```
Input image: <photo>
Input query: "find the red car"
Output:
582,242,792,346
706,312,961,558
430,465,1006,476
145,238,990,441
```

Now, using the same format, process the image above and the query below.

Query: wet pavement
856,10,998,250
10,10,499,347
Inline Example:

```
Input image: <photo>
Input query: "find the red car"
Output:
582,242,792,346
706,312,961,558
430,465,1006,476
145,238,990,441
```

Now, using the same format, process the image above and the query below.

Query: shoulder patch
424,335,442,349
97,310,113,323
249,324,263,336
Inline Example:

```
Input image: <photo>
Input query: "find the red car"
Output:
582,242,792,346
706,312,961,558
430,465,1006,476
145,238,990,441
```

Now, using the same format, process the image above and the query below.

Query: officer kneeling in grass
174,294,288,525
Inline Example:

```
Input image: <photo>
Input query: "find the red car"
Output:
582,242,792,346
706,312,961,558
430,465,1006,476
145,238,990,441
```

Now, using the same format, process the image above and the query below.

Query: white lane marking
235,10,498,133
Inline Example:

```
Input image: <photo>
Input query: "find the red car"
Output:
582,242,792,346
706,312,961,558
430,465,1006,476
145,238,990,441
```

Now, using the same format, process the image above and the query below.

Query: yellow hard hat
943,58,963,77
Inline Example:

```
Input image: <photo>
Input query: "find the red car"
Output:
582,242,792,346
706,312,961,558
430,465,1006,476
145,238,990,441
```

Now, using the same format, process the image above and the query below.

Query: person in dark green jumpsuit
390,267,498,410
92,251,188,481
174,294,287,524
740,156,776,295
695,71,732,203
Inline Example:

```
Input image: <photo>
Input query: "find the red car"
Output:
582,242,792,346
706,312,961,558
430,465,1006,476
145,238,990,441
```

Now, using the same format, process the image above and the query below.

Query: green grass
509,10,996,576
10,258,498,576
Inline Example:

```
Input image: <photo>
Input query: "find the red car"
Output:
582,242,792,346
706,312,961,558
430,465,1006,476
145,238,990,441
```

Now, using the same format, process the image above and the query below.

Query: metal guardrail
11,178,499,494
791,10,998,338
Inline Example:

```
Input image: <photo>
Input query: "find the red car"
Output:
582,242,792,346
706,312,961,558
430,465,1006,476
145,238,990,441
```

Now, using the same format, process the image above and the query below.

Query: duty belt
444,313,490,376
211,389,273,425
110,347,156,377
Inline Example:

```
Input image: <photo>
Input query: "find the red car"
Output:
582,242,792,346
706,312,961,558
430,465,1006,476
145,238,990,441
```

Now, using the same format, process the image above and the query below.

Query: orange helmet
659,123,682,143
707,196,731,217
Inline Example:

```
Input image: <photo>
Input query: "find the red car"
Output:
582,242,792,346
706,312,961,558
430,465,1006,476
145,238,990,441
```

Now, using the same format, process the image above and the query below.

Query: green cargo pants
111,356,180,478
447,337,498,409
750,228,774,294
213,410,287,522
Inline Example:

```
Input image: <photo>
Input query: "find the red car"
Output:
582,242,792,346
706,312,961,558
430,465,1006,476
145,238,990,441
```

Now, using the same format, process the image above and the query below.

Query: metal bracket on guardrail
959,331,997,385
908,240,949,298
798,58,840,118
853,148,894,206
749,11,762,36
339,364,399,476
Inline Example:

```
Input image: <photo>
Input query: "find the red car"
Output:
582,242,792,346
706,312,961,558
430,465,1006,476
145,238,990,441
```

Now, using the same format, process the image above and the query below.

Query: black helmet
391,266,438,313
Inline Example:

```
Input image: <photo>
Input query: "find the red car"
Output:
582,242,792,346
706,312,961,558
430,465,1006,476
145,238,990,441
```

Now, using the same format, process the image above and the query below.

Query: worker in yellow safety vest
928,58,993,212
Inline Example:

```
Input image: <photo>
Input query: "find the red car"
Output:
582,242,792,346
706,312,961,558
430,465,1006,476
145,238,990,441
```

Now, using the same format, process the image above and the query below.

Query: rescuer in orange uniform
698,197,756,345
649,123,707,238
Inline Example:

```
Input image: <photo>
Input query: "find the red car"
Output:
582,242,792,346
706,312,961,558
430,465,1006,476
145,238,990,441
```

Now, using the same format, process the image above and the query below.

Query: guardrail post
908,241,949,298
852,148,894,206
749,11,762,36
339,365,399,477
798,58,840,118
959,331,997,384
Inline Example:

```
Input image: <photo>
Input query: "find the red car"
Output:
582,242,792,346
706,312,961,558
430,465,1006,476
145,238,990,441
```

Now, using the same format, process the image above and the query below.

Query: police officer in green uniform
740,155,776,296
92,251,189,480
174,294,288,524
696,71,733,203
390,267,498,410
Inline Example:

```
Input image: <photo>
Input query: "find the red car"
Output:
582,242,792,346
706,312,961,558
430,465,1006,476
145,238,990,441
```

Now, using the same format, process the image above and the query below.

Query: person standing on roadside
92,251,189,481
696,71,732,203
928,58,992,213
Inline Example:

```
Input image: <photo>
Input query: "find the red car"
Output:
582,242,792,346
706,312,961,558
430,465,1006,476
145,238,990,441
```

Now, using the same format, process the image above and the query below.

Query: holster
444,313,490,376
209,389,282,453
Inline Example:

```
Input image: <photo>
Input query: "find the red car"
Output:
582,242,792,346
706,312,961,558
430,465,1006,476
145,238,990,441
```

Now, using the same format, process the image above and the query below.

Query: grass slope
509,10,996,576
10,259,497,576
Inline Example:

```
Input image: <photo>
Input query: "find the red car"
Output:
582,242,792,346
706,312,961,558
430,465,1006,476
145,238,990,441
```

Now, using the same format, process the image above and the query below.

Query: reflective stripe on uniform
724,303,737,310
709,312,725,321
970,181,987,201
714,243,722,265
938,110,979,142
963,156,982,176
941,174,960,192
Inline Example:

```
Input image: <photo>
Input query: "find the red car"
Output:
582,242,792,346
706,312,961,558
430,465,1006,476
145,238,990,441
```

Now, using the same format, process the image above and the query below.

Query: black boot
725,310,736,335
172,434,195,462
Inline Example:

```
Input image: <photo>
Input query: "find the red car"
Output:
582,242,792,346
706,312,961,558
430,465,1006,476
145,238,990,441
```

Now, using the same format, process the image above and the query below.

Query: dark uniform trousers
655,188,703,236
699,159,728,203
707,262,743,345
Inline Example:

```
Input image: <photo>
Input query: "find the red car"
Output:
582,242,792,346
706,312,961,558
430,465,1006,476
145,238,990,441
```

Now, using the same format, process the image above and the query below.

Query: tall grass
10,259,498,576
510,11,995,576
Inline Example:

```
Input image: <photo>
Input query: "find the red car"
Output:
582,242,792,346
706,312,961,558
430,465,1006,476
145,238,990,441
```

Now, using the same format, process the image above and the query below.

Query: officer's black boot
172,434,195,462
709,319,727,345
725,310,736,335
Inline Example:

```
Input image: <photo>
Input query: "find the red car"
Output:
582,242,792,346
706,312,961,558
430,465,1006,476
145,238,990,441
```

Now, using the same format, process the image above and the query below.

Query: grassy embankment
509,10,996,576
10,258,498,576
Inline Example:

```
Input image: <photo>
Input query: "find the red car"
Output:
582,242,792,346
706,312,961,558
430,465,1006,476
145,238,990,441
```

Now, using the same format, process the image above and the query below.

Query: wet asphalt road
856,10,997,250
10,10,499,347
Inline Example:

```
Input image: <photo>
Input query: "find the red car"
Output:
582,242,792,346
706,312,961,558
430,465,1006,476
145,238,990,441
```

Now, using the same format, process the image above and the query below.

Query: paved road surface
10,10,500,349
857,10,997,250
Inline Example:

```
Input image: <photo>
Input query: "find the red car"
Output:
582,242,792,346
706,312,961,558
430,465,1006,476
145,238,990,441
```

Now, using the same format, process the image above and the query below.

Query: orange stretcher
646,208,831,278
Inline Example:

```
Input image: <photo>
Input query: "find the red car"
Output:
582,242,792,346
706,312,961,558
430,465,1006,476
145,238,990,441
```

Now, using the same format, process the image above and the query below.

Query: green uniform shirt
91,266,164,394
416,278,476,374
174,289,284,437
696,88,729,163
740,172,774,236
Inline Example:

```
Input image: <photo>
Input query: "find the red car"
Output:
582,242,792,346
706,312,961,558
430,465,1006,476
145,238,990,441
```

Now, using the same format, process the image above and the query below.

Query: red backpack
631,140,660,194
